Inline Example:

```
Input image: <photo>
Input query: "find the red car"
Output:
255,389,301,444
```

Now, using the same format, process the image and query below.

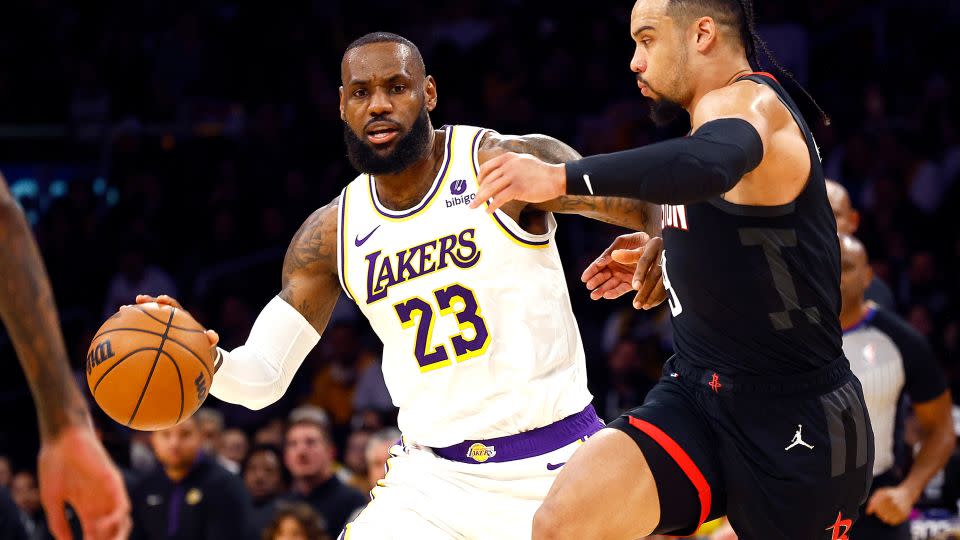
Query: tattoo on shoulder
481,132,582,165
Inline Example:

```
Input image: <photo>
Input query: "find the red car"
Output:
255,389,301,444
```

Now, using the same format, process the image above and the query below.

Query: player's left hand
470,152,566,213
38,424,132,540
581,232,666,309
865,485,915,526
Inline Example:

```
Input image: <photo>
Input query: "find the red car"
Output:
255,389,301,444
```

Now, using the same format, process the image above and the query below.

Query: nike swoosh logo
355,225,381,247
546,462,566,471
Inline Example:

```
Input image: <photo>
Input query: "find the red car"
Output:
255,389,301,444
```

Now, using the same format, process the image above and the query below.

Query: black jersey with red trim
660,72,842,376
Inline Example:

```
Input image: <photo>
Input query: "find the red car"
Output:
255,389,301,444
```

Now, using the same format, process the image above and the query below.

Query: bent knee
532,502,575,540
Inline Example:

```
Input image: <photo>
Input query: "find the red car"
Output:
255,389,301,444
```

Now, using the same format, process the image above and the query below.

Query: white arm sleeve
209,296,321,410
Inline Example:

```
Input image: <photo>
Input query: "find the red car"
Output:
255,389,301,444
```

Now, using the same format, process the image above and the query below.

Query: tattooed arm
0,178,86,439
477,135,667,309
278,197,343,332
477,133,661,235
0,174,131,539
145,197,346,410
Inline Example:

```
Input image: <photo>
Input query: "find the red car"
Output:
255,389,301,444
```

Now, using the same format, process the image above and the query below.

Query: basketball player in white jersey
137,32,665,539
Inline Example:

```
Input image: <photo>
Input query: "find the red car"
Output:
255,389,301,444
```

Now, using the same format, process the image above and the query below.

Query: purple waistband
430,404,604,464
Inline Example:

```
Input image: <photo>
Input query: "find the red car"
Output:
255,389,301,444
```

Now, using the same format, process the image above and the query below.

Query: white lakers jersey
337,124,591,447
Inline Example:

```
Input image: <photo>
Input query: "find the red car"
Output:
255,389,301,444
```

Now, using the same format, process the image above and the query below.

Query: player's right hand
135,294,220,350
581,233,666,309
39,424,131,540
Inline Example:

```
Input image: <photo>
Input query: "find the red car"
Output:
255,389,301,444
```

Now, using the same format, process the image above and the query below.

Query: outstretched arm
0,174,130,540
139,197,343,410
478,133,665,309
209,198,342,410
478,133,660,234
470,83,780,211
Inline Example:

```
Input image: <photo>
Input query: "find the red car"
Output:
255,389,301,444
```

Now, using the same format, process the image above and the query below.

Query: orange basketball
86,302,215,431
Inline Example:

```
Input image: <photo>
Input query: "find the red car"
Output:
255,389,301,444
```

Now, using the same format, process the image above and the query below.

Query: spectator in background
0,456,11,488
281,413,366,536
840,235,955,537
10,471,46,539
218,428,249,474
0,487,27,539
827,179,897,310
244,445,288,539
194,407,225,454
351,357,394,422
262,502,331,540
129,430,159,474
598,337,659,422
340,430,371,493
130,415,252,539
102,239,178,318
365,428,401,492
302,322,378,442
255,418,287,448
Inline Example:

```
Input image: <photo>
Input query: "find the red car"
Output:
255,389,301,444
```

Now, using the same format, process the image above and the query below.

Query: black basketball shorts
608,355,875,539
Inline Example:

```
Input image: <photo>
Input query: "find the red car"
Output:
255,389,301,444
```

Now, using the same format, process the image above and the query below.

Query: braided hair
668,0,830,125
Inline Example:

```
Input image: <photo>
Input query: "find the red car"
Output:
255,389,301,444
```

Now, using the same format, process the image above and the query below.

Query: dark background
0,0,957,487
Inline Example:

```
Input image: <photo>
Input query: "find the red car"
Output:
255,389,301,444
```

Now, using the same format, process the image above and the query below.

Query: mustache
364,116,402,131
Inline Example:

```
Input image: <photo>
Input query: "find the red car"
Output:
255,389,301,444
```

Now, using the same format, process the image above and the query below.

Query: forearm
564,118,763,204
901,428,956,500
0,195,88,439
210,296,320,410
538,196,661,235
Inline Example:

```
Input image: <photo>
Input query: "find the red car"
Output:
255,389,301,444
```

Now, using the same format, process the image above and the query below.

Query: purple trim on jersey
167,484,184,537
843,304,878,335
491,211,551,246
369,125,453,219
470,127,550,247
431,404,603,464
470,129,484,177
338,187,354,301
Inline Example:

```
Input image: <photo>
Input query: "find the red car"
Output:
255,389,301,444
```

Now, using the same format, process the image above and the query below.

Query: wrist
39,399,93,442
563,159,593,196
898,479,924,503
552,163,567,197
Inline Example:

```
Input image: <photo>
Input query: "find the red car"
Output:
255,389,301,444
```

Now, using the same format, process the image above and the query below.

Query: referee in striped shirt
839,234,955,538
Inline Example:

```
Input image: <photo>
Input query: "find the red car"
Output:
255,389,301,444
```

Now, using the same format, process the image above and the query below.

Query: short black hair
342,31,426,76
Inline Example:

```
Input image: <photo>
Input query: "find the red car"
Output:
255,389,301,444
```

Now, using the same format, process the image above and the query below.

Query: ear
338,86,346,121
424,75,438,112
849,209,861,234
693,16,718,52
865,262,874,285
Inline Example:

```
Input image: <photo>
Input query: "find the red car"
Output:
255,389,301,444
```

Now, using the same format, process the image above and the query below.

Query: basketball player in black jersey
471,0,875,538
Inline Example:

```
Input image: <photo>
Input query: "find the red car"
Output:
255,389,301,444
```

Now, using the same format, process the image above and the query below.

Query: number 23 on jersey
393,283,491,372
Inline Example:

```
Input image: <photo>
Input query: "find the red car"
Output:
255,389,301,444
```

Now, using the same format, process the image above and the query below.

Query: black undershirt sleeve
564,117,764,204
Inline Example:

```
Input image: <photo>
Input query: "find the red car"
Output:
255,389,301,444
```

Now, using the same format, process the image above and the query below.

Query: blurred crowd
0,0,959,538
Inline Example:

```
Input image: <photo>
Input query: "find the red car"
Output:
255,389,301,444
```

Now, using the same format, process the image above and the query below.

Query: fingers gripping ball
86,303,215,431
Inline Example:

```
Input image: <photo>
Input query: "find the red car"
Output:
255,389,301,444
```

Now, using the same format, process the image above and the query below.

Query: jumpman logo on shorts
784,424,814,451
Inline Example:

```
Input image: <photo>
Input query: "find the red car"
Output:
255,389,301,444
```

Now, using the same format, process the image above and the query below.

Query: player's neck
371,128,446,211
686,56,754,115
839,300,870,331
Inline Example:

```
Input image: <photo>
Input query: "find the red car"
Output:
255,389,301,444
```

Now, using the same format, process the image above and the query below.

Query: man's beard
343,107,432,175
649,98,687,127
